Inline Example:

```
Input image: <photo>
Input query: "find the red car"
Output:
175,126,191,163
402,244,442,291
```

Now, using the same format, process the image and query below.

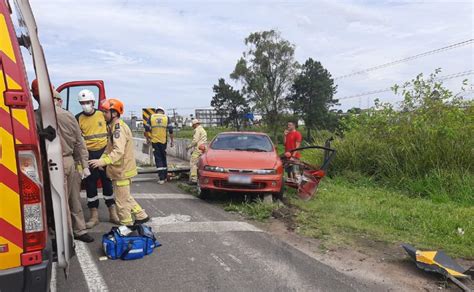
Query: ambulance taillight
17,148,46,266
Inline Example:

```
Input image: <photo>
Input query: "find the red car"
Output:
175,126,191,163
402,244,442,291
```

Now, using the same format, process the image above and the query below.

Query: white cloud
90,49,141,66
22,0,474,114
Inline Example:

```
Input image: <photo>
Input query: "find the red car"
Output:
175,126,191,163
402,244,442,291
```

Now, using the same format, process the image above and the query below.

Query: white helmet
156,107,165,113
78,89,95,102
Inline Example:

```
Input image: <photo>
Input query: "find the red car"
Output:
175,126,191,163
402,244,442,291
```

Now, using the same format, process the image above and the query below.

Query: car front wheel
197,180,211,199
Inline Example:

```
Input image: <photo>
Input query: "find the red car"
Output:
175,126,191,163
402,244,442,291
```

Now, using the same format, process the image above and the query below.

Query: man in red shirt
283,121,303,181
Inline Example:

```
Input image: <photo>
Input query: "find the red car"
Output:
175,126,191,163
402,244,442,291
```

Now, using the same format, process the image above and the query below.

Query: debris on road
402,244,473,291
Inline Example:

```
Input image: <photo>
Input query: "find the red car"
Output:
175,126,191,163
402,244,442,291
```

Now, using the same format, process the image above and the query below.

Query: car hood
204,149,278,169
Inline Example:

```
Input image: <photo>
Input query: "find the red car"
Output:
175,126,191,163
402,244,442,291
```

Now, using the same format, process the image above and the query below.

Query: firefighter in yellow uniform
144,107,174,184
76,89,119,228
186,119,207,184
89,98,149,226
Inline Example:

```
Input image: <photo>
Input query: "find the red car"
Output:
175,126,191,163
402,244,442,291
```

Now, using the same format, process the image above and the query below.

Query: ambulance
0,1,107,290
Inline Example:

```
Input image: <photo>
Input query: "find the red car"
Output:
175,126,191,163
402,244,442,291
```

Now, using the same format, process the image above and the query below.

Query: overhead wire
336,70,474,101
334,39,474,80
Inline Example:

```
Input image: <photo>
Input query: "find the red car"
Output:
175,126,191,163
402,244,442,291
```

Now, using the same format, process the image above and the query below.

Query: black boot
134,216,150,225
74,233,94,243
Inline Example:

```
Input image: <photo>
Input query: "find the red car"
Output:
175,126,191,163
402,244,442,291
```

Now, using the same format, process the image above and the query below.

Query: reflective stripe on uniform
116,179,131,187
102,155,112,165
87,196,99,202
120,216,133,225
83,133,108,140
156,167,167,170
103,194,114,199
131,204,144,214
124,168,137,177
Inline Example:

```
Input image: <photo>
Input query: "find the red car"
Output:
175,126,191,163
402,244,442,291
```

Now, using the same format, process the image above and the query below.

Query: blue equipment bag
102,224,161,260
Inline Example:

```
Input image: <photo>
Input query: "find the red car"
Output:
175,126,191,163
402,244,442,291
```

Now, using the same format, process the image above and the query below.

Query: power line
334,39,474,80
337,70,474,101
166,106,211,110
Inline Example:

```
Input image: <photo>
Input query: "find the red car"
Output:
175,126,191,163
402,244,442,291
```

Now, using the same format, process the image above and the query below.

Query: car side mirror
198,144,207,152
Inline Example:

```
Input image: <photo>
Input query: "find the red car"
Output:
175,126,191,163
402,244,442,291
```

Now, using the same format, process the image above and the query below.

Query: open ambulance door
282,143,336,201
14,0,74,270
57,80,106,116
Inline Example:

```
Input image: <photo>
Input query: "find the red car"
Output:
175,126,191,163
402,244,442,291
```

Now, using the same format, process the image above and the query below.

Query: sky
19,0,474,117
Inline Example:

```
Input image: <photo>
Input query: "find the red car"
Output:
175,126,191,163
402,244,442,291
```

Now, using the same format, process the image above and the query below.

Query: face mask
82,104,93,113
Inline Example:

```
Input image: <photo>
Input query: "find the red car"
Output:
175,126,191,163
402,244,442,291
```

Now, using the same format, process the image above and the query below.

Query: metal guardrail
137,167,190,175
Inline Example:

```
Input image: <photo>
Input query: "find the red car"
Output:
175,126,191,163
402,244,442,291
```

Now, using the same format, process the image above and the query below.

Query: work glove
88,159,106,169
82,167,91,179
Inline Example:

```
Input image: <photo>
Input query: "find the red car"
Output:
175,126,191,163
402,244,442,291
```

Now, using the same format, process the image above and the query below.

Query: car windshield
211,134,273,152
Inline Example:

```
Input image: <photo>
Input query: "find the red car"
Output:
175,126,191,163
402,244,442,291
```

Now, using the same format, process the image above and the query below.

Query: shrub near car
197,132,283,196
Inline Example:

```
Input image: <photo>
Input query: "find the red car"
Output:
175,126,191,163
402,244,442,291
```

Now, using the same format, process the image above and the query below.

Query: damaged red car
197,132,284,198
197,132,336,200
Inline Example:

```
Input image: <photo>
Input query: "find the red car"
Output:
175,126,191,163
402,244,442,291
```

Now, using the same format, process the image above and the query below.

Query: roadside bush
331,70,473,204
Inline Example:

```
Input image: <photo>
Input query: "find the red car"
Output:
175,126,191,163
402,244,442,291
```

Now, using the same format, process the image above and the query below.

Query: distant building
195,108,227,127
123,117,143,130
170,114,185,128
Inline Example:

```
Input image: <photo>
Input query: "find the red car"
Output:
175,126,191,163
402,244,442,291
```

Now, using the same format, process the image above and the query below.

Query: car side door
56,80,106,116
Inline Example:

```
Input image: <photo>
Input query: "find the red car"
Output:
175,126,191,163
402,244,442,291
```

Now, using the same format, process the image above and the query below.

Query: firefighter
76,89,119,228
88,98,149,226
186,119,207,185
52,90,95,242
31,81,94,242
144,107,174,184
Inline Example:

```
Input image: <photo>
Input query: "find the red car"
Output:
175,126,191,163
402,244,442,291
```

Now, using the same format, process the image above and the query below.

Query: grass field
222,177,473,258
172,126,473,258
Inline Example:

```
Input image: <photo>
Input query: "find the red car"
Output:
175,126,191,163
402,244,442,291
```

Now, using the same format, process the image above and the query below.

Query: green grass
174,126,232,140
176,182,199,195
289,176,474,258
171,125,473,258
224,199,281,221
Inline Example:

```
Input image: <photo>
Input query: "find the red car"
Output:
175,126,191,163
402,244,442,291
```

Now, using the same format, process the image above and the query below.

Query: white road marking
156,221,263,233
80,192,196,200
50,262,57,292
75,240,109,292
228,254,243,264
151,214,192,225
211,253,231,272
92,219,263,234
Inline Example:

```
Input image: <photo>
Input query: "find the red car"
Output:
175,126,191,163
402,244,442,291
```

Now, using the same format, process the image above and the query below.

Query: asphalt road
53,176,379,292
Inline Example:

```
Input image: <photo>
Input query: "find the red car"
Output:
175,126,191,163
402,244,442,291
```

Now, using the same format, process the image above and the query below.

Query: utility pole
167,108,177,126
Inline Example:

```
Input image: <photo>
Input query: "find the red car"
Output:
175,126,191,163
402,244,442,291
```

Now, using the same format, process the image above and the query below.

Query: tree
288,58,338,139
211,78,249,131
347,107,362,114
231,30,298,142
